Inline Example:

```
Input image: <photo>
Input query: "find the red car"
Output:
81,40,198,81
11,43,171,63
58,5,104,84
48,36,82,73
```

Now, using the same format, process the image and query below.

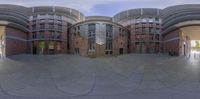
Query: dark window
49,19,54,23
88,38,95,51
39,32,44,38
48,14,54,19
57,24,62,30
57,20,62,24
56,32,62,39
32,32,37,39
49,24,54,29
32,20,36,24
40,19,45,23
32,25,36,30
48,31,54,38
40,24,45,30
106,39,112,50
106,24,112,38
33,15,37,19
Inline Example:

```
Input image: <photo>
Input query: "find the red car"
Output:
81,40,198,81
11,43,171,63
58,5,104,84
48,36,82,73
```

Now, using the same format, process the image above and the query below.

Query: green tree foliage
195,41,200,51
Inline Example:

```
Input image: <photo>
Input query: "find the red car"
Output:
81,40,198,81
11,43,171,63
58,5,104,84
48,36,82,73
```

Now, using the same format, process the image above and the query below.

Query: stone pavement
0,54,200,99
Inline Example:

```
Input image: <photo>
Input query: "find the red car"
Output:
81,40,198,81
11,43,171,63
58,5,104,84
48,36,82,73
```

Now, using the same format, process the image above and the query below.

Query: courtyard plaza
0,54,200,99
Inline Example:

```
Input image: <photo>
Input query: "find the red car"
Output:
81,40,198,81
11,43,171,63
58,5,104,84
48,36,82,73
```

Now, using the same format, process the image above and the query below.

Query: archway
180,26,200,56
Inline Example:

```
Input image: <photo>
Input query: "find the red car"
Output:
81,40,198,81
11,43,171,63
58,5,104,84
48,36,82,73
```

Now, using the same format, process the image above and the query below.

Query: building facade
162,4,200,56
113,8,162,53
70,16,128,57
28,6,84,55
1,4,200,57
0,5,29,56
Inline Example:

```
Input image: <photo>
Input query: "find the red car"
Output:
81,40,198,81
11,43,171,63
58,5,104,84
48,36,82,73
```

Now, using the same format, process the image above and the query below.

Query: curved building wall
162,4,200,34
86,16,112,21
162,4,200,55
70,19,128,57
113,8,162,53
0,4,29,32
28,6,85,54
2,4,200,57
0,4,29,56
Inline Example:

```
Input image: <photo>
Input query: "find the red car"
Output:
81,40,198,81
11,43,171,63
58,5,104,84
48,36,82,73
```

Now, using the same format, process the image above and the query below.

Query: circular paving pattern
0,54,200,99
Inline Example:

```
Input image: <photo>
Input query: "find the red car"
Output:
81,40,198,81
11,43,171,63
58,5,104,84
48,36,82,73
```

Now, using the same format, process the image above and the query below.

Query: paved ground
0,54,200,99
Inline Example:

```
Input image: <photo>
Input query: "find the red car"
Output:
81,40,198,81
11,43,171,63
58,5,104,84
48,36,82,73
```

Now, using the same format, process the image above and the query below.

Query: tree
195,41,200,51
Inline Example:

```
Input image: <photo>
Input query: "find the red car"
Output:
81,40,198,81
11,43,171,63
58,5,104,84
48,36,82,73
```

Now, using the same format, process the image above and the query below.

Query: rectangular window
136,17,141,23
149,17,153,23
88,38,95,51
39,32,44,38
56,15,62,19
48,31,54,38
56,32,62,39
142,28,146,33
32,32,37,39
156,29,160,34
106,39,112,50
57,20,62,24
40,19,45,23
40,24,45,30
155,18,159,23
57,25,62,30
88,24,95,31
48,14,54,19
77,26,80,30
155,34,159,40
32,15,37,19
106,24,112,38
32,25,36,30
32,20,36,24
88,31,95,37
49,24,54,29
149,28,154,33
49,19,54,23
142,18,148,22
39,14,46,19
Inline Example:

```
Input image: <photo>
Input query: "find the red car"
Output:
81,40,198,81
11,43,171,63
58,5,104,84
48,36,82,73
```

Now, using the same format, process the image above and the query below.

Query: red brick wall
5,27,28,56
163,29,181,55
113,34,128,55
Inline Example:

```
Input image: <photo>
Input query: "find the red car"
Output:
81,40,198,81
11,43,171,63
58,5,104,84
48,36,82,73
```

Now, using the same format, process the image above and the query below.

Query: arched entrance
180,26,200,56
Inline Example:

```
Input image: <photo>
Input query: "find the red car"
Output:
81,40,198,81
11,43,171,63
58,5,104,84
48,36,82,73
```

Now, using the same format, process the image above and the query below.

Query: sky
0,0,200,16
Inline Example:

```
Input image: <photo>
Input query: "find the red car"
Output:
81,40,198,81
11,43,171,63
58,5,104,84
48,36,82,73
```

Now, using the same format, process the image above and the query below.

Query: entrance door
49,42,55,54
119,48,123,54
75,48,79,54
33,46,37,54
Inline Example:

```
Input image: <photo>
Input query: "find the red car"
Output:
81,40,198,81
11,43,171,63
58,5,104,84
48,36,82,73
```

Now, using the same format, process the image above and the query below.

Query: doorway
48,42,55,54
33,46,37,54
75,48,79,54
119,48,123,54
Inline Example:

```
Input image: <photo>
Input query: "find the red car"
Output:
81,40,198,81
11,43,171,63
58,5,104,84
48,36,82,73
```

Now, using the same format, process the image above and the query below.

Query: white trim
6,36,27,41
164,37,180,42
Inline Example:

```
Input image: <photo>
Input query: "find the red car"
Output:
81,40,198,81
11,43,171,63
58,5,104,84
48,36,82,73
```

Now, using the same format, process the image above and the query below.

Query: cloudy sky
0,0,200,16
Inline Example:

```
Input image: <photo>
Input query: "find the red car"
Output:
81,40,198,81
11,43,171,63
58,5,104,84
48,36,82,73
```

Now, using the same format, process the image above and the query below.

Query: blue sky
0,0,200,16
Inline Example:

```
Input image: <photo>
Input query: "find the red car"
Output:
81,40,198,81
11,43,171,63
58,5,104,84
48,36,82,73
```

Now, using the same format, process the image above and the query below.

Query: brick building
113,8,162,54
1,4,200,57
162,4,200,56
70,16,128,57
